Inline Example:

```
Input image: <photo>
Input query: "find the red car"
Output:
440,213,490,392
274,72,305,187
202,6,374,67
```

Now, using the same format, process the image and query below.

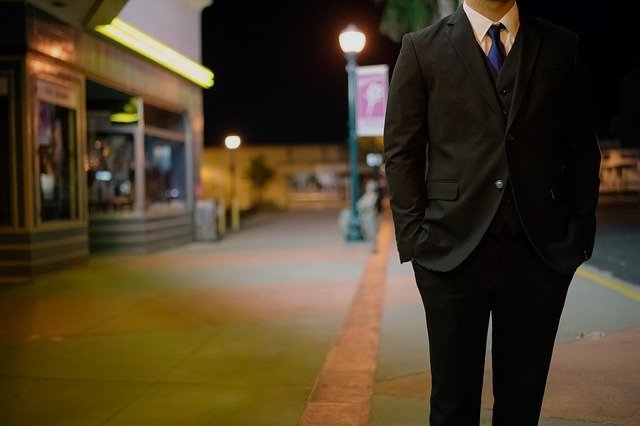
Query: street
590,195,640,286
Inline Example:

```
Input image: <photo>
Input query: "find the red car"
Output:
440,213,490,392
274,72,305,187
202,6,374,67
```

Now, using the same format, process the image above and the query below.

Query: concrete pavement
0,211,371,424
0,209,638,424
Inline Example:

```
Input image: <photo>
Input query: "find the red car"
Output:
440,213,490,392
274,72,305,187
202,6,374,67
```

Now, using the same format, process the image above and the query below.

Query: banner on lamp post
355,64,389,137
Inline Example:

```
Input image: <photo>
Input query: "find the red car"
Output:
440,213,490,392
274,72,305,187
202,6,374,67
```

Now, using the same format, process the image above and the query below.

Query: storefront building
200,141,382,211
0,0,212,282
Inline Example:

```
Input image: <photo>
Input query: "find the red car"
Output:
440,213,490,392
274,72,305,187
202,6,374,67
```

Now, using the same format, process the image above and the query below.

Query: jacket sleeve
562,35,601,260
383,33,429,263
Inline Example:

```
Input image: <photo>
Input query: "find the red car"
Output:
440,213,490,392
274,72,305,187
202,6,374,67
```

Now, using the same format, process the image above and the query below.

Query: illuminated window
37,101,78,221
145,136,186,211
86,80,138,213
87,133,135,212
144,104,186,212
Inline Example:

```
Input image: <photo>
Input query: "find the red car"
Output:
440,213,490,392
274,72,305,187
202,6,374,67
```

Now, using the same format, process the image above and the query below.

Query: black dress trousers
412,228,572,426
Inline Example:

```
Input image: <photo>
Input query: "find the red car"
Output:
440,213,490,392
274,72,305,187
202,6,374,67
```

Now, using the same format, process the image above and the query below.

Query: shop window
145,136,186,211
0,76,10,226
86,80,139,213
87,133,135,212
37,100,78,221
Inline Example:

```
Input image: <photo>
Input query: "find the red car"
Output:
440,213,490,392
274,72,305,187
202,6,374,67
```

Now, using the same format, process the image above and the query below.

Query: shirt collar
463,1,520,43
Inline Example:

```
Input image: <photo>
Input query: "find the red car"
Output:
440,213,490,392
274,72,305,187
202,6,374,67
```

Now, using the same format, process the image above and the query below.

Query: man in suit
383,0,601,424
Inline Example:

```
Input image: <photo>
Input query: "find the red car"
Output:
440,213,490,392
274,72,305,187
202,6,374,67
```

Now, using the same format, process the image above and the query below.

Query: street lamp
339,24,366,241
224,135,241,231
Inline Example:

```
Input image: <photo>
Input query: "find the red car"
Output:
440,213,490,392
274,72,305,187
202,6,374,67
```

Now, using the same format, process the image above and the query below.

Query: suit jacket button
506,134,514,142
499,88,510,95
495,179,505,189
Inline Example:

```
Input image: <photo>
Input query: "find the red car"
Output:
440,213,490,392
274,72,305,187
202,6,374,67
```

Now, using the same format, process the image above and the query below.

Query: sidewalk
0,211,371,424
0,210,638,424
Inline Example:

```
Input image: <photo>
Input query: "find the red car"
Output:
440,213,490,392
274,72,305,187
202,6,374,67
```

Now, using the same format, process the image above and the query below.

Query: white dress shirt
463,1,520,56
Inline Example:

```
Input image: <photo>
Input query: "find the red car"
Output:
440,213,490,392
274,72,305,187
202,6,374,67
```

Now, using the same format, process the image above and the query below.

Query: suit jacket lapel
507,11,542,131
445,7,506,127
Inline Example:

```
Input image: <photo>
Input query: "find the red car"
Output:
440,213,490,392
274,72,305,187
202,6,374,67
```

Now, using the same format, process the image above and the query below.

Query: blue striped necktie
487,24,506,73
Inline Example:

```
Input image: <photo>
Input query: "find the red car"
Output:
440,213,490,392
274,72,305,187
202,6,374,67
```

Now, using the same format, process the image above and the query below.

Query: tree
375,0,460,43
243,155,276,207
612,61,640,148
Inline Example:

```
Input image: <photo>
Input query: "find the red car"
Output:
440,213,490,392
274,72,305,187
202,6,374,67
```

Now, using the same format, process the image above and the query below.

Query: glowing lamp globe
224,135,241,150
339,24,366,54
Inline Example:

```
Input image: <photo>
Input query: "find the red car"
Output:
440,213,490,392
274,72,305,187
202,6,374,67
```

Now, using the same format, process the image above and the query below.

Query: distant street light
224,135,241,231
340,24,366,241
225,135,241,150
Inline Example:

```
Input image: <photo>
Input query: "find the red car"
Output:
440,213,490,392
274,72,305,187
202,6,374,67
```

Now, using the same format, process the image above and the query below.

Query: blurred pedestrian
384,0,601,424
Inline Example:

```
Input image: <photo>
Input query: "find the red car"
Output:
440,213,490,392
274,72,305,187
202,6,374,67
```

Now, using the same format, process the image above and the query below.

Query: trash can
195,199,218,241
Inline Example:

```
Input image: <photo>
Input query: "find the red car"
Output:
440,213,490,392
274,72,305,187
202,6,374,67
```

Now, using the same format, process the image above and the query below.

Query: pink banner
356,65,389,137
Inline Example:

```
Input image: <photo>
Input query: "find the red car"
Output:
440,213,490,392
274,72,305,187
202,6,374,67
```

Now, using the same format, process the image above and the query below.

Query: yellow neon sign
95,18,214,89
110,112,139,123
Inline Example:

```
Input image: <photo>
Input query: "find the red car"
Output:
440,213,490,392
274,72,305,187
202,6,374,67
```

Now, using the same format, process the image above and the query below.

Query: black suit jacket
383,7,601,274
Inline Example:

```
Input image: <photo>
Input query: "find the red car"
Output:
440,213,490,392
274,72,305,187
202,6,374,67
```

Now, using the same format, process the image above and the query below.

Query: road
589,194,640,286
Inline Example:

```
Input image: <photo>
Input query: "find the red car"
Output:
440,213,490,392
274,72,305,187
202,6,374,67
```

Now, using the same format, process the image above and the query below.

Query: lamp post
339,24,366,241
224,135,241,231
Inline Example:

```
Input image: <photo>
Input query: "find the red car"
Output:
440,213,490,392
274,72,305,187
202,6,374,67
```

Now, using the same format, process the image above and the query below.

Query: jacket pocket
426,180,459,201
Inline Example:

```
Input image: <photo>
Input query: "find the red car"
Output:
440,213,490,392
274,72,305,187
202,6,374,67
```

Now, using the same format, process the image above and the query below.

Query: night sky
202,0,639,147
